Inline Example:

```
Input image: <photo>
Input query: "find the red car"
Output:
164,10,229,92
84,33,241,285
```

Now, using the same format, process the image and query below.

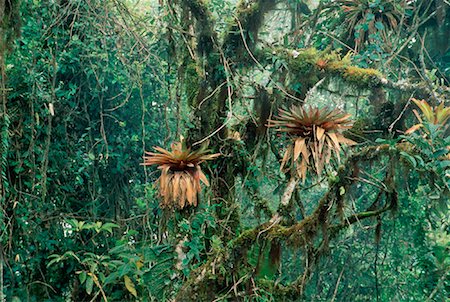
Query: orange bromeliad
143,139,220,209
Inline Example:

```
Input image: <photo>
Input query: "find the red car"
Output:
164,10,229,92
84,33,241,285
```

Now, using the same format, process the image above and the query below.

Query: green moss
326,59,348,72
342,66,382,86
258,279,295,299
278,48,384,89
1,0,21,50
285,48,321,73
223,0,278,59
182,0,216,56
184,62,202,107
325,52,352,72
237,0,260,16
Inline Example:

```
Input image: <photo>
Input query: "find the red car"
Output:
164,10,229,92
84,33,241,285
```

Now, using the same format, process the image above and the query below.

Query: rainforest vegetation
0,0,449,301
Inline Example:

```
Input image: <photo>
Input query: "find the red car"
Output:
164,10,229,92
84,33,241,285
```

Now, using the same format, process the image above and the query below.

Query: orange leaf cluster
315,59,328,70
269,105,356,181
143,140,220,209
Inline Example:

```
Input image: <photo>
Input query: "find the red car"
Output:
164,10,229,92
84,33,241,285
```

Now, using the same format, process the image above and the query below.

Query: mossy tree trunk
168,0,446,300
176,0,281,240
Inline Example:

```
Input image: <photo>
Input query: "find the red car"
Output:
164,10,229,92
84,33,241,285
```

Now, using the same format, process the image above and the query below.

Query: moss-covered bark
171,1,445,299
223,0,279,60
177,0,284,242
176,145,404,300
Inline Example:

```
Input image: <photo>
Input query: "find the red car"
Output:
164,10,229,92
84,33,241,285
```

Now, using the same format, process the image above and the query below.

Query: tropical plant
143,139,220,208
3,0,449,301
339,0,408,50
268,105,356,181
405,98,450,134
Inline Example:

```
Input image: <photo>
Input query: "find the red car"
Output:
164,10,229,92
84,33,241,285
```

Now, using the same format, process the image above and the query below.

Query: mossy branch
176,144,405,300
277,47,447,98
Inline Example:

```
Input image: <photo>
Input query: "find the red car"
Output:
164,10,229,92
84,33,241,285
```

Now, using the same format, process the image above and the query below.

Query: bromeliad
143,139,220,209
405,98,450,134
269,105,356,181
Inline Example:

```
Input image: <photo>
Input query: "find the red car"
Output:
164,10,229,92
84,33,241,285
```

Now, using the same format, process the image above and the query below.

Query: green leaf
124,275,138,297
400,151,417,168
88,221,103,233
100,222,120,234
414,155,425,168
66,219,78,229
77,221,85,231
86,276,94,295
46,254,62,267
79,271,87,284
439,160,450,169
375,22,384,30
433,149,449,159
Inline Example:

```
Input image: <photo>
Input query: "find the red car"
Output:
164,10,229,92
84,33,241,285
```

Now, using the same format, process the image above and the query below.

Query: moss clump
285,48,320,73
326,59,348,72
183,0,216,56
236,0,260,18
342,66,382,87
223,0,278,60
279,48,384,89
1,0,21,50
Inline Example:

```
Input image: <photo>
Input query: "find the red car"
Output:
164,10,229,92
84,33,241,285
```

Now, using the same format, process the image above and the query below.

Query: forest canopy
0,0,449,301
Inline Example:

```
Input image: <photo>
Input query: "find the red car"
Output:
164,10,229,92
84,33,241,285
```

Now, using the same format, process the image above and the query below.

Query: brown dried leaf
336,134,357,146
179,176,186,209
405,123,423,134
294,138,306,161
172,172,181,202
197,167,210,186
316,126,325,140
186,177,194,206
280,146,292,172
327,132,341,152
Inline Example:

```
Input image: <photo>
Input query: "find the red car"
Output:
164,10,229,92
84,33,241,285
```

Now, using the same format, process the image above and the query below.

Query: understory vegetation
0,0,449,301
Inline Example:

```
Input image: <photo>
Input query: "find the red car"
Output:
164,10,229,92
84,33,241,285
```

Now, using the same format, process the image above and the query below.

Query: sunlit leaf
124,275,138,297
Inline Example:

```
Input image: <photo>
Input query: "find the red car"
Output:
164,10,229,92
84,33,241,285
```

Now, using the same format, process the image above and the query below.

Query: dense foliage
0,0,448,301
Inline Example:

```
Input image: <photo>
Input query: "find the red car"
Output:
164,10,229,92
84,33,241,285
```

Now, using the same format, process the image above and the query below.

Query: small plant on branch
143,139,220,209
405,98,450,161
269,105,356,181
339,0,408,50
405,98,450,135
